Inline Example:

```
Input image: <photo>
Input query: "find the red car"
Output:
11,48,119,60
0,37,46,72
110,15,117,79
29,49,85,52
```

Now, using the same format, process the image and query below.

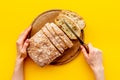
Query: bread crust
27,30,61,67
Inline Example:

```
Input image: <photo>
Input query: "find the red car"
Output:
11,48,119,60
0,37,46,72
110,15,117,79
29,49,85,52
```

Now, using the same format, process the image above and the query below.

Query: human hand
81,43,104,80
13,27,31,80
16,26,31,61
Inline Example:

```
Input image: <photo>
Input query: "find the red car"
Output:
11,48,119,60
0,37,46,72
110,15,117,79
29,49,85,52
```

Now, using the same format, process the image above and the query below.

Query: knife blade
64,20,89,53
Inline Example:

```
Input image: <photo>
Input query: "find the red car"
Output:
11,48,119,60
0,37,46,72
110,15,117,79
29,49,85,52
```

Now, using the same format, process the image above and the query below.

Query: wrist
92,66,104,80
91,65,104,73
16,55,25,65
14,56,24,72
94,67,104,75
92,65,104,77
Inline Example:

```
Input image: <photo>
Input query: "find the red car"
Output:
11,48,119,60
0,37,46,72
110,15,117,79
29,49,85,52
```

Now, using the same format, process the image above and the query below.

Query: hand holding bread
16,26,31,61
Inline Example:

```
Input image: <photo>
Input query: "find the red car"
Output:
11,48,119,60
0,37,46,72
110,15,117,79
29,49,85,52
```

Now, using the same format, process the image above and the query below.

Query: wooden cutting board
29,10,84,65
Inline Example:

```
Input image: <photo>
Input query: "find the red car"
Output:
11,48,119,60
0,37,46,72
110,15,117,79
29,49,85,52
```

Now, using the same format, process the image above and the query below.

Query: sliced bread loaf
42,24,64,53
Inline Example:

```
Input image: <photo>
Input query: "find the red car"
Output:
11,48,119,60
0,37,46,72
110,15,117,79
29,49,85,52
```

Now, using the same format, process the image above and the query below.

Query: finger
18,26,32,45
21,39,29,57
19,26,31,39
80,45,88,58
88,43,94,53
22,39,30,50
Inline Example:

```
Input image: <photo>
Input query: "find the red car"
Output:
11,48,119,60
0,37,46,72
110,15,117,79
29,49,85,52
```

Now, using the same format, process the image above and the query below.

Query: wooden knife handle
82,43,89,53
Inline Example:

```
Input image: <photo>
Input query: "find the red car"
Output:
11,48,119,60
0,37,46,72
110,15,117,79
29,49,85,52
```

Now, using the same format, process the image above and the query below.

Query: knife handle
82,43,89,53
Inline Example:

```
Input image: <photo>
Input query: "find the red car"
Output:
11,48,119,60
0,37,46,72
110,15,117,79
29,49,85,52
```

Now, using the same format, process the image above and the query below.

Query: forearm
12,57,24,80
92,66,104,80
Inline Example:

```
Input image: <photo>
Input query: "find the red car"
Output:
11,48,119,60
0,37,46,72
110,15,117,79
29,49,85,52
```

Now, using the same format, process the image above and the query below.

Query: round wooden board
30,10,84,65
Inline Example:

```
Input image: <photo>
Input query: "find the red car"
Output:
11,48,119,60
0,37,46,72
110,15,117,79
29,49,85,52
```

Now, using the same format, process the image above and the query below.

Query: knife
64,20,89,53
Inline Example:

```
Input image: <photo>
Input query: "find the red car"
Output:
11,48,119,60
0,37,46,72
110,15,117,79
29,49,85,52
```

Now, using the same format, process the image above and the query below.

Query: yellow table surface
0,0,120,80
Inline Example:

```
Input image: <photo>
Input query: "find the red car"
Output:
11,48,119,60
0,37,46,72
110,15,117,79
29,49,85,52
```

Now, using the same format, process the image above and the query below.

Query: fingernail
26,39,29,43
80,45,83,48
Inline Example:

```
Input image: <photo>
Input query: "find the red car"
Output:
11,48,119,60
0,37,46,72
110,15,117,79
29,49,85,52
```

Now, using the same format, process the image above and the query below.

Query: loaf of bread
27,22,73,67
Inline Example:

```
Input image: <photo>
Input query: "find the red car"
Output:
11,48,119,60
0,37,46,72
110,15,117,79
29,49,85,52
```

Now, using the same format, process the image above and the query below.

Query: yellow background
0,0,120,80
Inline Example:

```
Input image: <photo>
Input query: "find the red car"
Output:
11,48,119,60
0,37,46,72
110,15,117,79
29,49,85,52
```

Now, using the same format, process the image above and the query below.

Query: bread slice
51,25,68,50
42,25,64,53
27,30,61,67
55,14,80,39
45,23,68,50
45,23,66,51
55,10,85,39
61,10,85,29
51,23,73,48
